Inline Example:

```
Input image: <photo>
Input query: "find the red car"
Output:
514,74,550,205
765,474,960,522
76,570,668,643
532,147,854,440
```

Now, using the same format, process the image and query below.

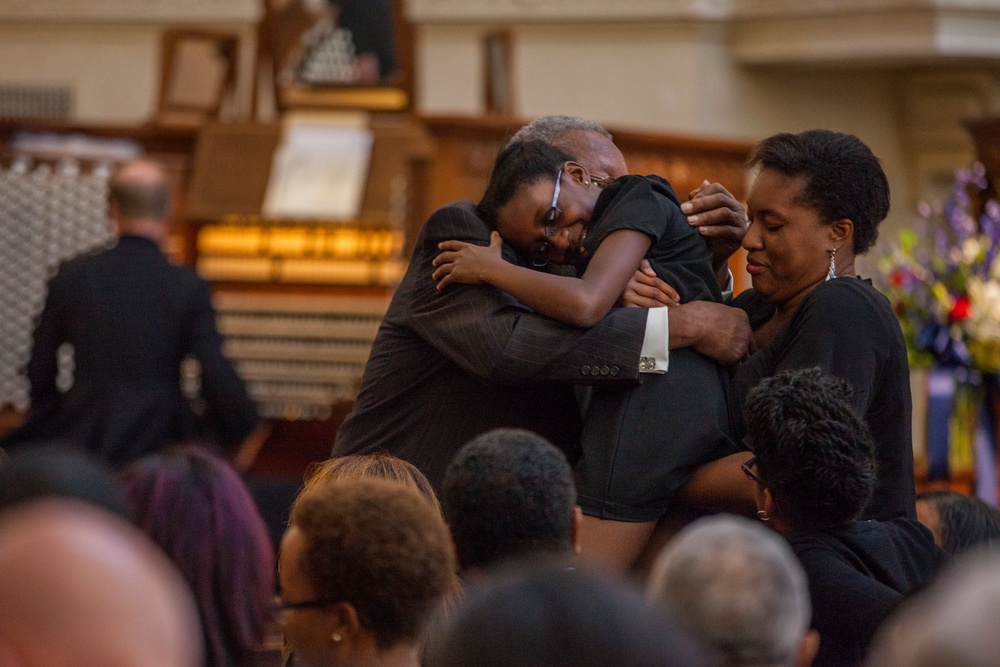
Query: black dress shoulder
732,278,916,521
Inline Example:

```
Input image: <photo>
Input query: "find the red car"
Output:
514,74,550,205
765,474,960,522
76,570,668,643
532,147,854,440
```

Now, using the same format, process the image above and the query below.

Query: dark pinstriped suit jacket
333,201,648,486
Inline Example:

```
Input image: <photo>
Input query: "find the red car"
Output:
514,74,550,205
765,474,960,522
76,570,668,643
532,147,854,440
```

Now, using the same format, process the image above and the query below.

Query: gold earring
757,510,771,522
332,633,342,642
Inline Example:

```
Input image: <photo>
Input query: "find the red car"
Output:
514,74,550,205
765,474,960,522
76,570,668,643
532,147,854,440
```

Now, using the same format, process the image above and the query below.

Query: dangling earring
757,510,771,522
826,248,837,281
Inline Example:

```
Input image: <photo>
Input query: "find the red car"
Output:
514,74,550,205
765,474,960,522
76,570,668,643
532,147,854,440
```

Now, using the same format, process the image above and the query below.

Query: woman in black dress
683,129,917,522
742,367,946,667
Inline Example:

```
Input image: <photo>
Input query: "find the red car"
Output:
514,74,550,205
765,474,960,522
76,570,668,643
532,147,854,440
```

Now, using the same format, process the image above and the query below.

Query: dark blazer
333,201,649,486
3,235,258,465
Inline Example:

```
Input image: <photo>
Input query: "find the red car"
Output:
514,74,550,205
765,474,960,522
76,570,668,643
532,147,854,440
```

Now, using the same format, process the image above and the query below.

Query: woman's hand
617,259,681,308
432,231,504,289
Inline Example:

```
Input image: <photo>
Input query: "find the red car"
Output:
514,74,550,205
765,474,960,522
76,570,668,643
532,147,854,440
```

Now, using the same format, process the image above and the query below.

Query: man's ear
563,161,592,187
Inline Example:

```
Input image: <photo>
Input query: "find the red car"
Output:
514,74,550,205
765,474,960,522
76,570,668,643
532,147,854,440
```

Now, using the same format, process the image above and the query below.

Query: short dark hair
744,367,877,528
0,442,129,520
425,562,708,667
477,140,574,228
289,479,455,647
441,428,576,569
916,490,1000,556
748,129,889,255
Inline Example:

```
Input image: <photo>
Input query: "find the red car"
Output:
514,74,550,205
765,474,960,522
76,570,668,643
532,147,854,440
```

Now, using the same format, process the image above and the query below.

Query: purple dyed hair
120,445,275,667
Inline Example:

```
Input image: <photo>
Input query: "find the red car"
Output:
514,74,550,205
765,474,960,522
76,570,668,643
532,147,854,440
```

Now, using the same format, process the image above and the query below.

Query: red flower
950,295,971,321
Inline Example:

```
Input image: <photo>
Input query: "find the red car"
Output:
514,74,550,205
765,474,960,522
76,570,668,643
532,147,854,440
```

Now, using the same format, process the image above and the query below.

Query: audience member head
108,158,171,234
279,479,455,667
119,445,275,667
0,441,129,519
303,453,440,513
441,428,578,572
869,550,1000,667
425,561,707,667
0,499,201,667
649,514,818,667
916,489,1000,556
743,367,877,531
747,129,888,255
508,115,627,180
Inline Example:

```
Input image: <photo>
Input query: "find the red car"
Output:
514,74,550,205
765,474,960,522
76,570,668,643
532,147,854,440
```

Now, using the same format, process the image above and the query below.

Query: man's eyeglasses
741,456,764,486
532,167,563,267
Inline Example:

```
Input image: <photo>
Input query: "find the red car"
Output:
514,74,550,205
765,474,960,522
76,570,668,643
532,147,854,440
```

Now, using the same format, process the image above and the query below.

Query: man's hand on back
682,181,748,286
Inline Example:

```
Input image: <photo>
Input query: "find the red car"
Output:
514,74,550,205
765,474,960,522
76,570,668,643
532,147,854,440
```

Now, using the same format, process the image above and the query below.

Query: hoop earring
826,248,837,281
757,510,771,522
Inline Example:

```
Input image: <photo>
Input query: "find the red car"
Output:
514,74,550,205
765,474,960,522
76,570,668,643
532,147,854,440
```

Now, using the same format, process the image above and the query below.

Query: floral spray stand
925,368,1000,504
880,161,1000,504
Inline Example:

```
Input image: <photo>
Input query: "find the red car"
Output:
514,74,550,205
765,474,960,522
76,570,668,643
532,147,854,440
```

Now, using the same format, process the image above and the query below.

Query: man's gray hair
649,515,810,667
507,115,612,147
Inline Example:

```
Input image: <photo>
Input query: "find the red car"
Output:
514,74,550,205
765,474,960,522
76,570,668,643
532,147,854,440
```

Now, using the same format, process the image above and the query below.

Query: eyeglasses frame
531,166,564,267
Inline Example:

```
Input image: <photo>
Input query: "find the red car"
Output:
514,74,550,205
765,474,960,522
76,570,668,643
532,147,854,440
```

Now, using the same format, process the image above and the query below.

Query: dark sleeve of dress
26,269,68,410
183,276,259,446
734,280,890,422
406,202,648,386
583,175,720,304
794,544,903,665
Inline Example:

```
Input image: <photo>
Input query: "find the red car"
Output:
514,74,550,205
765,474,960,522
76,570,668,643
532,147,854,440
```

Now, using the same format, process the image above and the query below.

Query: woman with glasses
432,139,735,572
742,368,945,667
276,478,455,667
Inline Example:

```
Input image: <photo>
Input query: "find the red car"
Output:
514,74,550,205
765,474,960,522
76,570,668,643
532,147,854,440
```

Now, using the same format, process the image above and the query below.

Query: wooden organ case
182,114,431,476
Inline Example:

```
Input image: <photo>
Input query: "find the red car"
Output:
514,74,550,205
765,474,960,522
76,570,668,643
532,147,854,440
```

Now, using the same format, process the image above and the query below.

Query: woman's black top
732,278,917,521
787,518,947,667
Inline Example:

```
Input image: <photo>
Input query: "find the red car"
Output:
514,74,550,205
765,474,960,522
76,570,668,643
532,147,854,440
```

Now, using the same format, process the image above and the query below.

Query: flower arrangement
877,162,1000,373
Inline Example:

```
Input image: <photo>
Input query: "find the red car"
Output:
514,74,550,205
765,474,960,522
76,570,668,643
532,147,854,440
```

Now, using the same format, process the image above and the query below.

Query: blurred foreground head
649,514,817,667
869,550,1000,667
0,499,201,667
425,561,708,667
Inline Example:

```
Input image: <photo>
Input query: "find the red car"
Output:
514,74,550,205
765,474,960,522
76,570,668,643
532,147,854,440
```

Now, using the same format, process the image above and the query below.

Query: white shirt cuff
722,269,734,300
640,307,669,374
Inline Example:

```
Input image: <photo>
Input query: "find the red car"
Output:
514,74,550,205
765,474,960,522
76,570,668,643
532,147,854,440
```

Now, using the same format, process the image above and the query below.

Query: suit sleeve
183,277,259,446
26,272,66,409
407,203,647,385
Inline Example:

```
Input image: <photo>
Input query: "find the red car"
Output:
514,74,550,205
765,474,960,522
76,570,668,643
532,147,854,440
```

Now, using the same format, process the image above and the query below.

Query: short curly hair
744,367,877,528
289,479,455,648
441,428,576,569
748,129,889,255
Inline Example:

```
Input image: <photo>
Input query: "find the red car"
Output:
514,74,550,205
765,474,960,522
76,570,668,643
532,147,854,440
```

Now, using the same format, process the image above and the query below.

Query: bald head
509,115,628,179
108,158,171,230
0,501,201,667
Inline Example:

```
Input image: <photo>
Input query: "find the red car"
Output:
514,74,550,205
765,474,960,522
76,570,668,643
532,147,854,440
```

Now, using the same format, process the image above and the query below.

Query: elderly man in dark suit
333,116,750,487
2,159,261,466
